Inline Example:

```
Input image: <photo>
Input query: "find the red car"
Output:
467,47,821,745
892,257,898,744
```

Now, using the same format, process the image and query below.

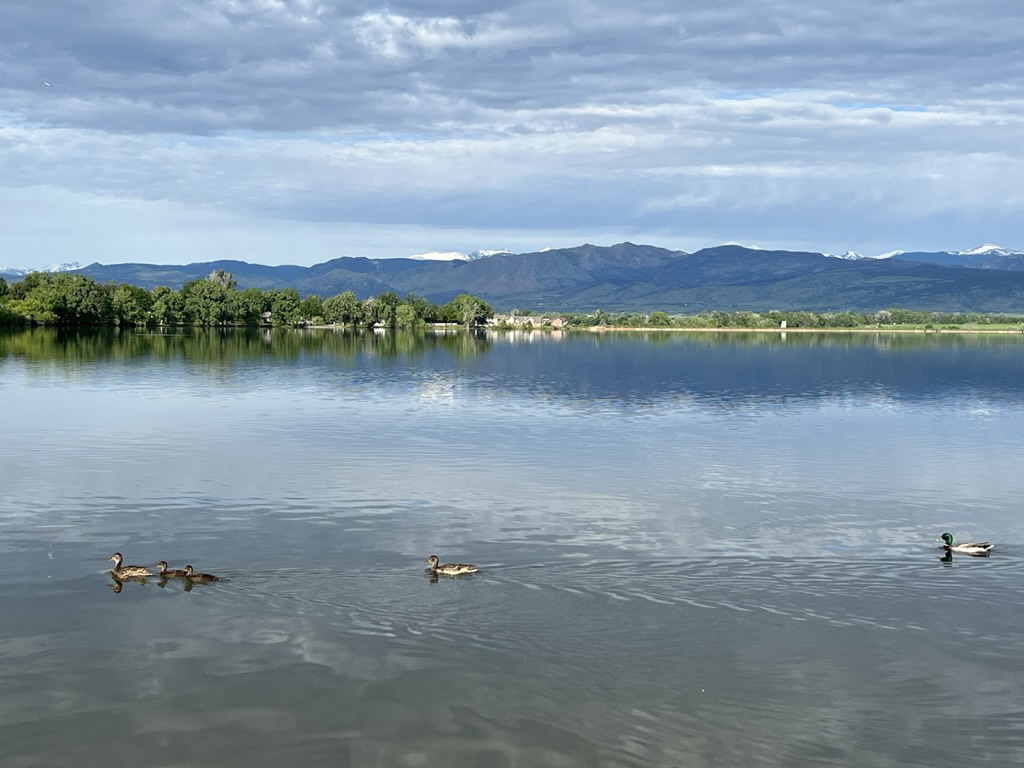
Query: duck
157,560,188,578
108,552,153,579
937,532,993,556
182,564,220,583
425,554,479,576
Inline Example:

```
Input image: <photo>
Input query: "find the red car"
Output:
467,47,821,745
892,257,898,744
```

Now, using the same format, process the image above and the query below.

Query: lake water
2,327,1024,767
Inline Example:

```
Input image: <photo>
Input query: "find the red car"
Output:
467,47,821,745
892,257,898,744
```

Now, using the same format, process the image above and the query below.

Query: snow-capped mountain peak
409,251,469,262
960,243,1009,256
0,261,82,276
408,249,510,262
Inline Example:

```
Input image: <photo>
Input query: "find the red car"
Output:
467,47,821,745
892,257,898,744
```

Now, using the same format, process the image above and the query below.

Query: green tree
373,291,401,328
16,272,50,294
423,301,445,323
0,276,8,302
786,311,814,328
831,311,860,328
72,276,112,324
394,303,422,329
267,288,301,326
230,286,266,326
731,311,757,328
30,274,113,325
8,279,29,301
299,295,325,324
323,290,364,326
890,308,928,325
361,297,378,327
646,310,671,327
404,292,436,322
181,279,229,326
110,283,153,326
11,282,58,324
708,310,730,327
447,293,493,327
150,285,183,325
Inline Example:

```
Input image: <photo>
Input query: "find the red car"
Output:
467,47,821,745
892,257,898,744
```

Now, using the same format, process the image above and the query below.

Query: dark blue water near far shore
471,330,1024,405
1,328,1023,767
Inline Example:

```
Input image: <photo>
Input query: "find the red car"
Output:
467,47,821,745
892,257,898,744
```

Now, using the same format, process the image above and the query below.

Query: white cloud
352,11,554,60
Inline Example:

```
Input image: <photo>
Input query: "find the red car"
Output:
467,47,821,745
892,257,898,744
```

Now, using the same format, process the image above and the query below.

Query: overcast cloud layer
2,0,1023,268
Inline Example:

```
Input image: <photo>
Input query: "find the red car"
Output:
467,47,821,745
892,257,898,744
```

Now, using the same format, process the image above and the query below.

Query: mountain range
4,243,1024,313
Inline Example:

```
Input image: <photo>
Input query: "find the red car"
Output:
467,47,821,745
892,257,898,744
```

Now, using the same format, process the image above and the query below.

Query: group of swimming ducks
108,552,221,584
108,552,479,585
109,537,987,586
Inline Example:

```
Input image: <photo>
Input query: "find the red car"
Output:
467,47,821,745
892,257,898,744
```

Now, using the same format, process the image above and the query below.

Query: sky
2,0,1023,270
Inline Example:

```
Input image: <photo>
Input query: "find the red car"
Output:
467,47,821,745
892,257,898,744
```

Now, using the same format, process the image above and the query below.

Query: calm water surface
2,328,1024,767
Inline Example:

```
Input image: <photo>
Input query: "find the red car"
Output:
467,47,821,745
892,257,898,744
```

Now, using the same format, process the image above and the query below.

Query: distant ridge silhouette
5,242,1024,312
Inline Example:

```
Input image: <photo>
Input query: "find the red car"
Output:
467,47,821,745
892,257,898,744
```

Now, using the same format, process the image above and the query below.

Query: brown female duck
108,552,152,579
425,555,479,576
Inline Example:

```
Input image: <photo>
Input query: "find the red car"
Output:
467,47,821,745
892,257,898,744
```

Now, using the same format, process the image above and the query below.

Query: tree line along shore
0,270,491,329
2,270,1023,332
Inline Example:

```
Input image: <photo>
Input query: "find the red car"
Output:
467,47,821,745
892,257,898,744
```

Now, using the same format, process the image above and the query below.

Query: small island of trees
0,270,493,329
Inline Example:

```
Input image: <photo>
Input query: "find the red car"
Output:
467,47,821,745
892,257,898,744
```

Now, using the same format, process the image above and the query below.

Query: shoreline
583,326,1024,335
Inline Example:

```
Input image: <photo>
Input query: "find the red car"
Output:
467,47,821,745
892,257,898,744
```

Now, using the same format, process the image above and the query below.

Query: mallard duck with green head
108,552,153,579
182,564,220,583
937,532,992,556
425,555,479,576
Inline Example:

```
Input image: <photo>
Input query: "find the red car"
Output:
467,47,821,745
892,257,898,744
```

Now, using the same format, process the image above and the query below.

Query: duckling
157,560,188,578
937,532,993,556
182,564,220,583
108,552,153,579
425,554,479,576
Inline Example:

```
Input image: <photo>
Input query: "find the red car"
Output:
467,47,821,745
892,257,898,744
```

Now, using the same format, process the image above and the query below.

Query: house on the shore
489,313,566,329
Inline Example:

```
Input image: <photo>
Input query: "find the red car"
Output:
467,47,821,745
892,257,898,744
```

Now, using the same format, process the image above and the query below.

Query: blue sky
2,0,1023,269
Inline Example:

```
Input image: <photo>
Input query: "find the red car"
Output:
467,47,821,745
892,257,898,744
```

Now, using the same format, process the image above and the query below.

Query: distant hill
890,244,1024,271
5,243,1024,313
